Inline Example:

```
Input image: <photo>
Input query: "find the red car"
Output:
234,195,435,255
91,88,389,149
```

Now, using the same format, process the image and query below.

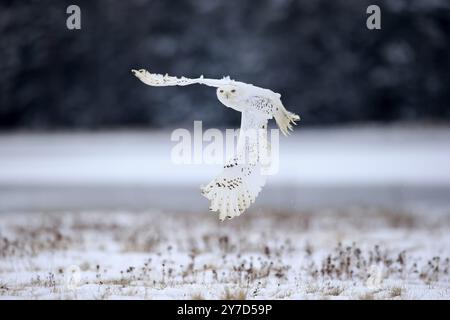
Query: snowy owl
132,69,300,221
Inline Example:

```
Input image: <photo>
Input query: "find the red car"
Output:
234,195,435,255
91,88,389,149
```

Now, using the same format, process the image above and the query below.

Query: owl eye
231,89,236,93
220,90,224,93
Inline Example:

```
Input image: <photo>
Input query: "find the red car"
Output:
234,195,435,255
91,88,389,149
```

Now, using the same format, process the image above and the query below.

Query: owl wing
132,69,235,88
201,110,269,221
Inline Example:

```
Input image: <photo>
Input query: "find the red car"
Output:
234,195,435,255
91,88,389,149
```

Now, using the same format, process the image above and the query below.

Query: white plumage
132,69,300,221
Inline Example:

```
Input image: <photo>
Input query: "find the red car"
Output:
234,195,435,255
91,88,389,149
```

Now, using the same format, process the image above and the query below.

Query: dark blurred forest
0,0,449,130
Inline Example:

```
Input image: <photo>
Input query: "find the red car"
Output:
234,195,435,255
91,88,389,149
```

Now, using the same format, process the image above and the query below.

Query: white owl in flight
132,69,300,221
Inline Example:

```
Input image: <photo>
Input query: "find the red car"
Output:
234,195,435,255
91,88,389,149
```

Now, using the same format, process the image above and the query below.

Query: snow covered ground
0,208,449,299
0,126,449,299
1,126,450,187
1,126,450,212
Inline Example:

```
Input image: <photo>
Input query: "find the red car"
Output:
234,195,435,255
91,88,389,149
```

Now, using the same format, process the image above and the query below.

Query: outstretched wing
201,110,270,221
132,69,234,88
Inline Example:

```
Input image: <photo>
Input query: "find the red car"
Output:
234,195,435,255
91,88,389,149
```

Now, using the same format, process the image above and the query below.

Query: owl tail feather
274,104,300,136
201,184,253,221
201,170,266,221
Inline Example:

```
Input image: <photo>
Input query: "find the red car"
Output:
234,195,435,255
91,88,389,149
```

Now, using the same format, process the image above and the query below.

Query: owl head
216,85,240,106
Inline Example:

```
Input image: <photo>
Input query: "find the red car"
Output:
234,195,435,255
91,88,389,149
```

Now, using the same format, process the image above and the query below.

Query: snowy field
0,208,449,299
0,127,449,299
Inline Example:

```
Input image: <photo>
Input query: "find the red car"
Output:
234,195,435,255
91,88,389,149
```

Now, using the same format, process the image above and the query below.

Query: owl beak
225,93,230,99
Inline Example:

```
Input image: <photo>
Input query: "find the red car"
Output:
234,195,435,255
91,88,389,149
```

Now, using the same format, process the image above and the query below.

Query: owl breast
243,96,275,119
217,95,246,112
